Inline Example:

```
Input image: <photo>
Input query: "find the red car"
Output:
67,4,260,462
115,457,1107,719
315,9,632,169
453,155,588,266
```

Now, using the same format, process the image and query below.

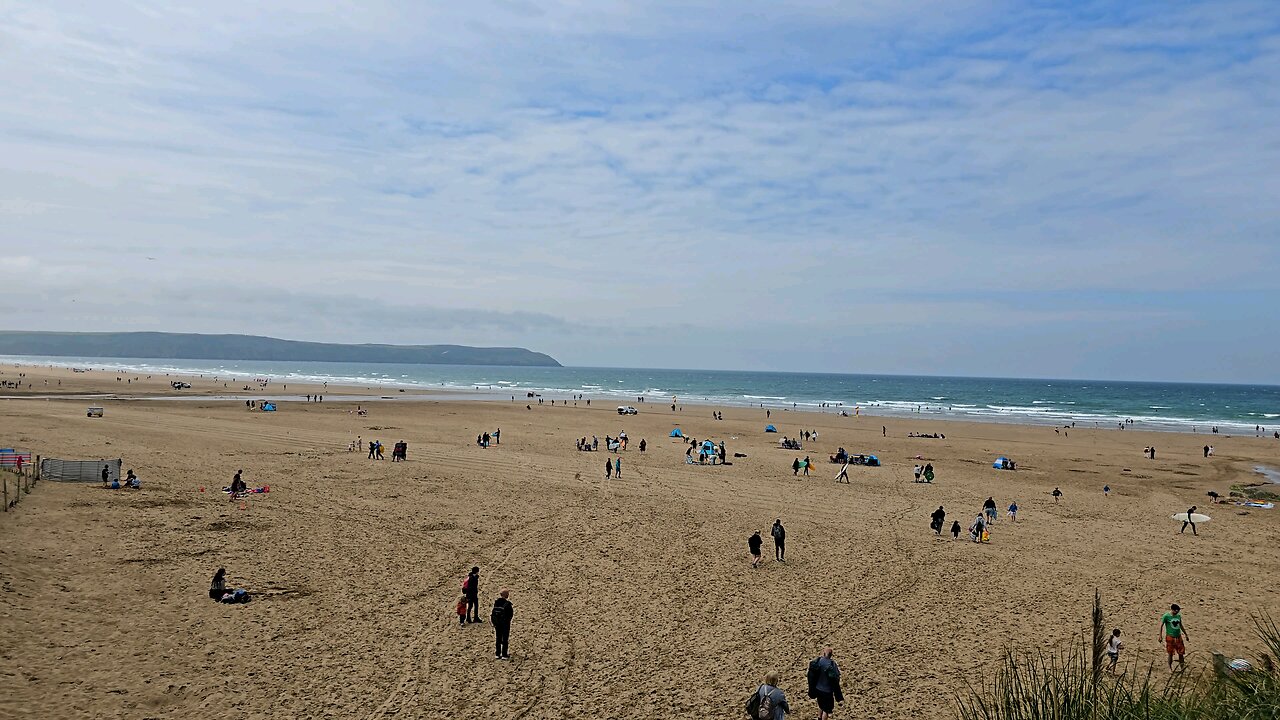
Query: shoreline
2,358,1278,436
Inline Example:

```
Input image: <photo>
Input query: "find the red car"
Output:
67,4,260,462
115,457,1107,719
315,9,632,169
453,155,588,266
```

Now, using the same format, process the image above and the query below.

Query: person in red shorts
1160,603,1189,670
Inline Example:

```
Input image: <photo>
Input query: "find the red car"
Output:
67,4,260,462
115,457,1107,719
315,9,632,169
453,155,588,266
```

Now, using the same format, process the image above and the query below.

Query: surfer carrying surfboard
1180,506,1199,535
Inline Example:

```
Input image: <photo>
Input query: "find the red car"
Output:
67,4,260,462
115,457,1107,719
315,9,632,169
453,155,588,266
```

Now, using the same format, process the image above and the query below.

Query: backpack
745,685,774,719
462,576,472,594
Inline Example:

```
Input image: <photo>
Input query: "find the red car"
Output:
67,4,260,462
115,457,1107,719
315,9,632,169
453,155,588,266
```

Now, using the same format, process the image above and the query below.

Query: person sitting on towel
209,567,250,603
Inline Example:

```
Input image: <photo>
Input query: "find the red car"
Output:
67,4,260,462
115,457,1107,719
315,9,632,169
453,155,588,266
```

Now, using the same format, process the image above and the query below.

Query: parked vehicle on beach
617,406,638,415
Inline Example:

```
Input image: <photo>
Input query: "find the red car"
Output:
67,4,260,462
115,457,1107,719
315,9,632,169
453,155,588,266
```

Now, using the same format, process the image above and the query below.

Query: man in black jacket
465,566,482,624
930,506,946,535
771,519,786,561
491,589,514,659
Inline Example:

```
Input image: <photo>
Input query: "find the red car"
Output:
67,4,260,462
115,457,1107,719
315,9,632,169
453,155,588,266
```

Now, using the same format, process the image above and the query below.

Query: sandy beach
2,364,1278,719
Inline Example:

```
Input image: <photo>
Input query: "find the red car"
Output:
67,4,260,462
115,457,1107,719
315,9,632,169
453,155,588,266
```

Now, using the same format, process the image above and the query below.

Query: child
1107,629,1123,673
456,595,468,627
1007,501,1018,522
950,520,961,539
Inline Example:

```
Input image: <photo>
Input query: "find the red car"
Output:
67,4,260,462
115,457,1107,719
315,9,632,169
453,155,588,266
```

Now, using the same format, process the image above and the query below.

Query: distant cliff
0,331,562,367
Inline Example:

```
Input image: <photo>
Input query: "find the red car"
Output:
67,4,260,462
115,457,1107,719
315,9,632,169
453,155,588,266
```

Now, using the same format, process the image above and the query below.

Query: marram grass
956,607,1280,720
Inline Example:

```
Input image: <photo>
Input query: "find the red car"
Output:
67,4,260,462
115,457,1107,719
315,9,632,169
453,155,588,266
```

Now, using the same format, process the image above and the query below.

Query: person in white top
1106,629,1123,673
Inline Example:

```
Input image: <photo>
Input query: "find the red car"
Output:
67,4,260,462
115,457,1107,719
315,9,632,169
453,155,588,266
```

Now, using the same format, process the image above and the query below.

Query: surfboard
1171,513,1211,523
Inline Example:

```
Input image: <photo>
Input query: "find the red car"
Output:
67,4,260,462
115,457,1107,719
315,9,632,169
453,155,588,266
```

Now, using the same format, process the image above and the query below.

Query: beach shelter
764,425,777,433
866,455,881,467
669,428,684,438
993,456,1009,469
262,402,277,412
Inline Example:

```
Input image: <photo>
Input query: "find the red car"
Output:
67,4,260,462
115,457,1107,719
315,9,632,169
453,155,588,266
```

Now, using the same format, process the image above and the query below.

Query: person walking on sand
807,647,843,720
950,520,961,539
748,530,764,569
456,595,467,628
1052,487,1062,503
969,514,986,543
491,589,513,659
930,506,946,535
463,566,482,624
802,456,811,477
1180,506,1198,535
748,672,789,719
605,459,612,479
914,464,922,482
983,497,997,524
793,458,801,476
1107,629,1123,674
1161,604,1188,670
614,457,621,478
834,461,849,483
771,519,786,561
1007,501,1018,522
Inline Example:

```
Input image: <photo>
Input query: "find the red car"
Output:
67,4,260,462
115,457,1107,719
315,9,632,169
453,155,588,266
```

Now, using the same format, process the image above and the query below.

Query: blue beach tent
993,456,1010,469
764,425,777,433
262,402,277,412
669,428,684,438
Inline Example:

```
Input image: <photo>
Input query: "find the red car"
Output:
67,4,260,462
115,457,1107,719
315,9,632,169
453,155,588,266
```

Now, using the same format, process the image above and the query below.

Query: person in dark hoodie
808,646,844,719
464,566,482,623
491,588,514,659
209,568,229,600
748,531,764,569
771,519,786,561
930,506,946,535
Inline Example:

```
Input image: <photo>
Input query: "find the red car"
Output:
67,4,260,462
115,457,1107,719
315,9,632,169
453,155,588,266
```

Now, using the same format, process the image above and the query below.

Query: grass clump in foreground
956,592,1280,720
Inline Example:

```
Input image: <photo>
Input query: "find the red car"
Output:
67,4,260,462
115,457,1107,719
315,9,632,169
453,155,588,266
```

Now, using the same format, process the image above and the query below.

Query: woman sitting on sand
209,568,229,600
209,568,250,603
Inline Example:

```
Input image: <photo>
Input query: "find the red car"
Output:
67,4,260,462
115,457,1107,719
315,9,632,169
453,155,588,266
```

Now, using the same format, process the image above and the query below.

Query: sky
2,1,1279,383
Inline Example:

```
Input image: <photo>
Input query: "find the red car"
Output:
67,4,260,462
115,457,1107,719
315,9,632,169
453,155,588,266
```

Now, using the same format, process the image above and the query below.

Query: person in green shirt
1160,603,1189,670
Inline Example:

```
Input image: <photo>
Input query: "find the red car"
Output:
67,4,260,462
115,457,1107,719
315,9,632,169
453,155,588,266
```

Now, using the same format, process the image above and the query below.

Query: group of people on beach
928,495,1022,543
100,464,139,489
747,646,844,720
454,565,516,660
748,520,787,567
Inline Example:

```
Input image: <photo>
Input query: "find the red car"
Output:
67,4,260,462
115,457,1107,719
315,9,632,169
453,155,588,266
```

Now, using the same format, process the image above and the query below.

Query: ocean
6,355,1279,434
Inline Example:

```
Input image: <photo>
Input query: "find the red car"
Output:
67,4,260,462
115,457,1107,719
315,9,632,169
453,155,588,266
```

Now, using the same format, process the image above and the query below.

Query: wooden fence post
3,472,8,512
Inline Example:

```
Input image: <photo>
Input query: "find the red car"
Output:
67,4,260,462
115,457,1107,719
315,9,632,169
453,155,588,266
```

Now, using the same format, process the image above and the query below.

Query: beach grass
955,600,1280,720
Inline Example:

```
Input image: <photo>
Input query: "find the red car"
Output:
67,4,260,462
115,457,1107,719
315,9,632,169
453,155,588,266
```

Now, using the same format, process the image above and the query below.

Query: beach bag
462,576,472,595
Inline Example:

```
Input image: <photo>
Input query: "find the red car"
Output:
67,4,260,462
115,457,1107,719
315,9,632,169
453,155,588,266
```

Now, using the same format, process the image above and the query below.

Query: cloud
1,1,1278,381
